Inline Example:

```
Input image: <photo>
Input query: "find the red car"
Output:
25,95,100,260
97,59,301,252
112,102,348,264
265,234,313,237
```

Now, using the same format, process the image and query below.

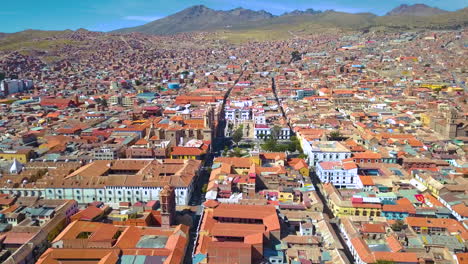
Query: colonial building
316,159,359,188
301,141,351,167
39,159,201,207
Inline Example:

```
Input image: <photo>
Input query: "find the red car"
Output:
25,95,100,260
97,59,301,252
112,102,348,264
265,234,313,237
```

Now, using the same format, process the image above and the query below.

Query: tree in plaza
223,146,229,156
228,147,244,157
232,125,243,146
271,125,282,140
262,136,277,152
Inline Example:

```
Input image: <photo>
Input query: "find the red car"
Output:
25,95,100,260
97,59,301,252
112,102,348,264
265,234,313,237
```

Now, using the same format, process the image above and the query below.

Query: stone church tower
160,185,175,228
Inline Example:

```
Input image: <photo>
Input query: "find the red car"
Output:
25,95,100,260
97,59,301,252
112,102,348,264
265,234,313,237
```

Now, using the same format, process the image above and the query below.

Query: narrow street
309,172,355,262
271,77,292,131
272,75,355,262
184,63,246,264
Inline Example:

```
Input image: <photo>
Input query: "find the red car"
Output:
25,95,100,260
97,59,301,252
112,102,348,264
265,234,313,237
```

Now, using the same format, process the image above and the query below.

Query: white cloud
123,15,162,22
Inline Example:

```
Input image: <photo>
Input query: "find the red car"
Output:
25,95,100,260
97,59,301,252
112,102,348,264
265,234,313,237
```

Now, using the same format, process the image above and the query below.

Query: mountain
113,4,467,37
386,4,448,16
114,5,274,35
281,8,322,16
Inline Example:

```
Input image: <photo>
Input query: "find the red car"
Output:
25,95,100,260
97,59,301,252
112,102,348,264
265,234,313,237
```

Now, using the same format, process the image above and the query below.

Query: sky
1,0,466,33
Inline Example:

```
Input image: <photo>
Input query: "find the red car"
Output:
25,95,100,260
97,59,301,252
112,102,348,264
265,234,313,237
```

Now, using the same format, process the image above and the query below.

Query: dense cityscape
0,2,467,264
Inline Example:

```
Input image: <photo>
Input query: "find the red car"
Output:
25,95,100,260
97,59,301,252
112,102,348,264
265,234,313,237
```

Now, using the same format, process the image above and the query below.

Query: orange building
37,221,189,264
194,202,280,264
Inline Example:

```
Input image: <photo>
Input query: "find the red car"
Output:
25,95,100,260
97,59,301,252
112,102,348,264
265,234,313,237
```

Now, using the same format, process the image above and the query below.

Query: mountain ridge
112,3,465,35
114,5,275,35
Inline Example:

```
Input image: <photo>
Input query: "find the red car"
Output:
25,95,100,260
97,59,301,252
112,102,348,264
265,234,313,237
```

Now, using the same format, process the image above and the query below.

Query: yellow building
279,192,294,203
249,155,261,166
0,149,33,163
413,172,444,198
170,147,206,160
419,113,431,127
108,211,133,222
323,183,382,217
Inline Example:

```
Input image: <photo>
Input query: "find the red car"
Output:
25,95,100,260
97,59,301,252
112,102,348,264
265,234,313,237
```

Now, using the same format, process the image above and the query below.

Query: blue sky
1,0,466,33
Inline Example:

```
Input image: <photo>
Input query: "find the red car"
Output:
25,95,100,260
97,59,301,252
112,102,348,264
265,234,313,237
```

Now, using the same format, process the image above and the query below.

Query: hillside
0,30,77,51
214,8,468,43
386,4,448,16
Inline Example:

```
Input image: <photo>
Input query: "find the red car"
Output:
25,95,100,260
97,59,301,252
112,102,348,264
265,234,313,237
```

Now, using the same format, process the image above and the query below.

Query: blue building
136,92,159,102
167,83,180,90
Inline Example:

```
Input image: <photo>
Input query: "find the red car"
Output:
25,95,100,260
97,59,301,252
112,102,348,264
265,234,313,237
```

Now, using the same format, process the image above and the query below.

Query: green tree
375,261,395,264
328,130,343,141
0,72,5,81
232,126,243,146
271,125,282,140
223,146,229,156
100,98,108,108
228,147,244,157
262,137,278,152
291,51,301,62
391,220,405,231
290,136,302,152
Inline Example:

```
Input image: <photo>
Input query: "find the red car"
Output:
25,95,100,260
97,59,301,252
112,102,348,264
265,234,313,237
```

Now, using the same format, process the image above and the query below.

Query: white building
225,107,251,121
0,79,33,96
301,141,351,167
252,108,266,124
44,185,191,208
254,124,291,140
316,160,359,188
39,159,201,208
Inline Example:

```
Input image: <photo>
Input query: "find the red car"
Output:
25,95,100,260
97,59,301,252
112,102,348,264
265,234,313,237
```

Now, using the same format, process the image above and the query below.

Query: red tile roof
171,146,205,156
361,223,386,233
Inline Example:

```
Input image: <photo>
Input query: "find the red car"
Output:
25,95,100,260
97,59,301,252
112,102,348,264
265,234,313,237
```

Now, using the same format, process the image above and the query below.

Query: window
76,196,81,200
127,191,131,195
135,191,139,195
76,190,80,194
